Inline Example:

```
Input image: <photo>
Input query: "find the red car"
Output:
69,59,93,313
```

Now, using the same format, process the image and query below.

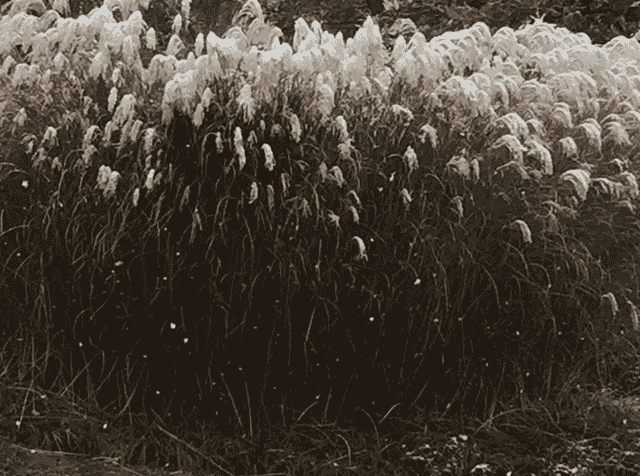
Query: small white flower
145,169,155,190
509,219,532,244
353,236,368,262
403,146,418,173
108,87,118,113
262,144,275,171
289,113,301,143
146,28,157,50
96,165,112,190
348,205,359,223
104,170,121,199
327,210,340,228
328,166,345,187
401,188,412,211
249,182,258,204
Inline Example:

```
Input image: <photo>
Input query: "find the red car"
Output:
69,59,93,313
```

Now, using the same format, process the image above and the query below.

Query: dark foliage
366,0,385,15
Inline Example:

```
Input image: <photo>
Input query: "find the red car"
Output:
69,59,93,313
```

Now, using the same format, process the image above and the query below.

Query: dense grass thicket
2,0,640,475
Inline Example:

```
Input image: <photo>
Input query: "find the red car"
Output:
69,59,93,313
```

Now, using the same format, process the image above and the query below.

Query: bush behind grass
2,0,640,475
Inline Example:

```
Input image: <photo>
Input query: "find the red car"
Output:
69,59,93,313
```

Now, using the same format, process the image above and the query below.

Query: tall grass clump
2,0,640,474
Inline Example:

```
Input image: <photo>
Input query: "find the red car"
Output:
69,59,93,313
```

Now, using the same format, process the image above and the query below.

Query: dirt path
0,437,191,476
